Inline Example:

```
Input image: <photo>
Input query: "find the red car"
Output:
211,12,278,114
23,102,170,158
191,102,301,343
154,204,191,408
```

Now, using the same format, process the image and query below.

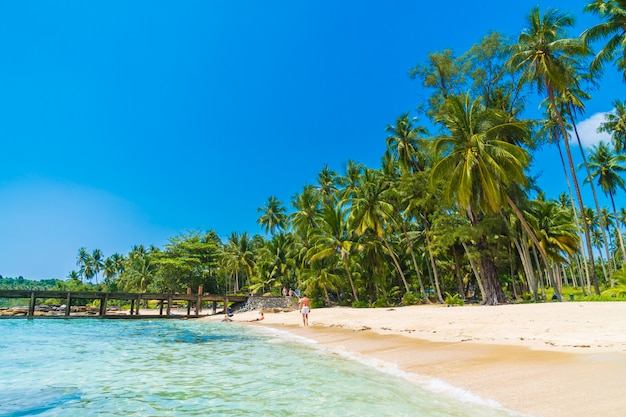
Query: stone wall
234,295,298,313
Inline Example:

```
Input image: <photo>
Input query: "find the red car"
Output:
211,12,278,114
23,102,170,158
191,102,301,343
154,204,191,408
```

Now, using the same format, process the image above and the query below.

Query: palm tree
338,160,364,200
583,0,626,80
317,165,340,205
308,203,359,301
431,93,531,305
510,6,600,295
384,112,428,174
257,196,287,235
76,247,89,281
91,249,104,284
527,198,580,266
349,169,411,296
586,141,626,259
598,100,626,153
223,232,256,292
289,185,321,237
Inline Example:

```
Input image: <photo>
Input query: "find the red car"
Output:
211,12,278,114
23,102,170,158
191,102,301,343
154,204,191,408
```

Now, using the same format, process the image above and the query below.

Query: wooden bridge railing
0,290,248,318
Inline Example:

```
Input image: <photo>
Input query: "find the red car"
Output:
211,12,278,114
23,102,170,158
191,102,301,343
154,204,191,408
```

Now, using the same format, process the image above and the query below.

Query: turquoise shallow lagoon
0,319,520,416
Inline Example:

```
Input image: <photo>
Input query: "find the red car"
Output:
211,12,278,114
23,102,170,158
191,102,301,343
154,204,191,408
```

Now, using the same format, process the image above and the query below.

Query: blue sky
0,1,623,280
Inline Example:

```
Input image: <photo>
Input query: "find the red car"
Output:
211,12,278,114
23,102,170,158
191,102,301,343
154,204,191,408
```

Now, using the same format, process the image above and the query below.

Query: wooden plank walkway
0,290,248,318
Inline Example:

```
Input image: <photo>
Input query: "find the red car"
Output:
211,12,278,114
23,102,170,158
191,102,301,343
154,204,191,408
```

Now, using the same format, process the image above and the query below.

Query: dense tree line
17,2,626,306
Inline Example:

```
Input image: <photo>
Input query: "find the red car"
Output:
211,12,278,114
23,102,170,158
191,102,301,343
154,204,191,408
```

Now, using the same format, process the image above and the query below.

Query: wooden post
65,292,71,316
100,294,108,317
28,291,36,316
159,299,164,315
135,295,141,315
195,295,200,316
224,295,230,320
166,295,172,316
212,301,216,314
186,299,192,316
130,299,135,316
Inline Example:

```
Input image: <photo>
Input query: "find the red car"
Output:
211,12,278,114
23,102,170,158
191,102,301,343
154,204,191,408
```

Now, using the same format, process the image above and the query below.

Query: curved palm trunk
340,250,359,302
422,218,444,304
609,193,626,264
506,196,562,301
555,140,591,292
400,223,428,300
570,112,613,275
551,94,600,295
461,241,486,302
382,236,411,295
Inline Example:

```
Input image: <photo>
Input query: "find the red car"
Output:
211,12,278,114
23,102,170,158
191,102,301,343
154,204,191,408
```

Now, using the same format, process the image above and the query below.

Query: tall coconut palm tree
308,203,359,301
76,247,89,281
384,112,429,175
586,141,626,259
349,169,411,296
257,196,288,236
509,6,600,294
583,0,626,80
91,249,104,284
598,99,626,153
289,185,321,238
431,93,531,305
317,165,340,205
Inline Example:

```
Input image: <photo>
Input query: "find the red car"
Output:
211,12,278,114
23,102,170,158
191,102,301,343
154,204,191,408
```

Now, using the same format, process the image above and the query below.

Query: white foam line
249,325,534,417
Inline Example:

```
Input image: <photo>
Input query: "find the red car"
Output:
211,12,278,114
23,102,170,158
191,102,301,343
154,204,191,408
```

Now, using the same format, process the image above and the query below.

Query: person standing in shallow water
299,294,311,326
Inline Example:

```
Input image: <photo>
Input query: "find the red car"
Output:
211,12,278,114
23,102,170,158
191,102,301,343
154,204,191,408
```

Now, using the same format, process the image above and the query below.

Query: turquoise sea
0,319,522,417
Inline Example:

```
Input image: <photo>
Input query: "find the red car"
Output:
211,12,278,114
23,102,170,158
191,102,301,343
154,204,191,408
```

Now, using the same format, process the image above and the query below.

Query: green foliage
601,264,626,298
444,292,465,306
402,292,421,305
372,297,389,308
351,300,370,308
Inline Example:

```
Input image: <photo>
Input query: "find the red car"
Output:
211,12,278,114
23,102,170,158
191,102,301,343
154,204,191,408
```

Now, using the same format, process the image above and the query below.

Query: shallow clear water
0,319,520,417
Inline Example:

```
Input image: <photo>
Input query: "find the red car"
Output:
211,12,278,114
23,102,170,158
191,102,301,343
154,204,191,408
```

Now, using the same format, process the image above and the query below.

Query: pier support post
28,292,36,317
65,292,71,316
100,294,108,317
167,295,172,316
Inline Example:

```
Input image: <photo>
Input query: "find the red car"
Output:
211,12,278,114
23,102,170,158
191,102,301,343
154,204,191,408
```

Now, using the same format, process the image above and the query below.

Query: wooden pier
0,290,248,318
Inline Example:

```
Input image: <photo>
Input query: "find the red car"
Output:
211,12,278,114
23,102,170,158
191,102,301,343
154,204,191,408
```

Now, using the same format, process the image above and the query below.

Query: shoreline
206,302,626,417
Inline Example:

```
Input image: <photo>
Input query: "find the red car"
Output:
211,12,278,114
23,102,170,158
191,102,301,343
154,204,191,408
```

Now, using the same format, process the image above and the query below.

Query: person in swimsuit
299,294,311,327
247,312,264,322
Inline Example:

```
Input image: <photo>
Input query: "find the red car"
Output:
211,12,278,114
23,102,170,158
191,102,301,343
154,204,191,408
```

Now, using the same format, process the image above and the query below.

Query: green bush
444,292,465,306
402,293,421,305
351,300,370,308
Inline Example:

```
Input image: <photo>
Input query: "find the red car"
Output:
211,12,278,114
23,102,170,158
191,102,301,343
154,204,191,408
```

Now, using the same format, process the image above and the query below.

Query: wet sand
215,302,626,417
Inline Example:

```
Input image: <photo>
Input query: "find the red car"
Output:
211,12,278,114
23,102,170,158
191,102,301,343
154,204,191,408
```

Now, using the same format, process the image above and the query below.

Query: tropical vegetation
4,2,626,306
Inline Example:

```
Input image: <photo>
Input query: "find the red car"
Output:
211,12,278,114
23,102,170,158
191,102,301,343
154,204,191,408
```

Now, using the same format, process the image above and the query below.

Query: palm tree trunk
401,223,427,299
461,241,485,302
506,196,562,301
382,236,411,296
570,109,614,276
513,235,538,301
422,219,444,303
341,250,359,302
551,94,600,295
610,194,626,264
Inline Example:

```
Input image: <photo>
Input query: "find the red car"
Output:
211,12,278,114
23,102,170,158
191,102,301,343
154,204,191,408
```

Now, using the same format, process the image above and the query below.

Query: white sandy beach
205,302,626,417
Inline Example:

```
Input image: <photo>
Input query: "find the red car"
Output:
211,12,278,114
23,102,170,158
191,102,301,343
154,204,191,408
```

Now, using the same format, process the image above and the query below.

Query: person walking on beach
299,294,311,327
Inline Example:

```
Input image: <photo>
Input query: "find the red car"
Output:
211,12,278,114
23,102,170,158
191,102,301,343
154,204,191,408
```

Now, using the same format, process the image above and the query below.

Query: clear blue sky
0,1,623,280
